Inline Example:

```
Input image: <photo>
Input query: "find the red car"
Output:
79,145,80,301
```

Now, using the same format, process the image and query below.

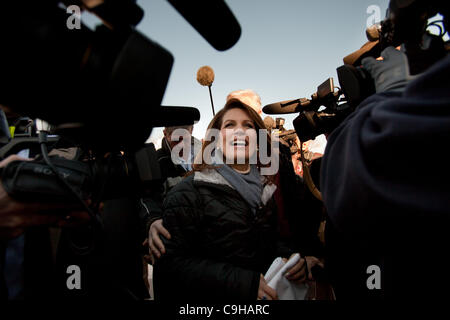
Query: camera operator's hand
0,155,90,239
362,46,417,93
257,274,278,300
147,218,171,264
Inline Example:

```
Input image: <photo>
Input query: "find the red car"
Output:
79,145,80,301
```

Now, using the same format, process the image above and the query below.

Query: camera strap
299,139,323,202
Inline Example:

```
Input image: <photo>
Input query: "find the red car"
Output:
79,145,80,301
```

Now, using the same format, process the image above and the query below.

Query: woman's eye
224,123,233,128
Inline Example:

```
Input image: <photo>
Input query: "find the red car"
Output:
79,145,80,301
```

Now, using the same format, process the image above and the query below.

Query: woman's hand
284,254,325,283
284,254,308,284
257,274,278,300
304,256,325,281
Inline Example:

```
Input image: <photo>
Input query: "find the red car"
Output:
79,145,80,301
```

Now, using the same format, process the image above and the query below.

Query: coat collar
194,168,277,205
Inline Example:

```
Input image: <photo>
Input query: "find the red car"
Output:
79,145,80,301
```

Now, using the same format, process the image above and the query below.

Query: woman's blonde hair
226,89,262,115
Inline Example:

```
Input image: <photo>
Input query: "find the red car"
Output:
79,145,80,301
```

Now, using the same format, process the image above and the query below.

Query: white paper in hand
264,253,308,300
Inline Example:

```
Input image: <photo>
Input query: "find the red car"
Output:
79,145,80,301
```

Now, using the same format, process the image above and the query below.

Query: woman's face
219,108,257,164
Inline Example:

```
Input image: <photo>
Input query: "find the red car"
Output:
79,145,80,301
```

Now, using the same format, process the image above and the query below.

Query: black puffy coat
153,169,294,301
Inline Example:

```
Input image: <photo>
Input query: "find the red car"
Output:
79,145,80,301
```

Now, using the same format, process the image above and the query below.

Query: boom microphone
168,0,241,51
197,66,215,87
197,66,216,116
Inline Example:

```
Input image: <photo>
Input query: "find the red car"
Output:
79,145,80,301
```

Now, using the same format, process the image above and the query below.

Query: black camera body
264,0,448,143
0,143,161,204
292,77,360,142
0,0,240,225
0,2,176,152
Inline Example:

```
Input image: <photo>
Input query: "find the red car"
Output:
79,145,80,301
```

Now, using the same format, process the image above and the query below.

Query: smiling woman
152,99,310,301
193,98,274,174
219,107,257,172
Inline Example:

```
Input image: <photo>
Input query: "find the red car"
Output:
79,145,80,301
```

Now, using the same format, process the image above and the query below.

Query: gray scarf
215,164,263,214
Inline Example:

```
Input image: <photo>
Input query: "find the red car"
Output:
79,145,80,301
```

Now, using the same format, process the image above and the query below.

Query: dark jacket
141,136,202,230
153,169,294,301
157,137,188,182
276,142,324,257
321,54,450,299
157,136,202,185
138,137,201,235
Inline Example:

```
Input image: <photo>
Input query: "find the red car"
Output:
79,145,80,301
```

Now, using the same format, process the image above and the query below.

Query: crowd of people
0,0,449,302
148,90,327,301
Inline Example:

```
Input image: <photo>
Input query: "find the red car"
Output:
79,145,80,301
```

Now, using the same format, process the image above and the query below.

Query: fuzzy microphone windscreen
196,66,215,86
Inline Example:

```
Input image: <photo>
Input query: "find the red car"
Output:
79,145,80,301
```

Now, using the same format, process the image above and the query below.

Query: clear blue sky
135,0,390,146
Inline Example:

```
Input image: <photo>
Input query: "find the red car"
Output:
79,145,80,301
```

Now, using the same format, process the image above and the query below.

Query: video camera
263,0,448,142
0,0,241,224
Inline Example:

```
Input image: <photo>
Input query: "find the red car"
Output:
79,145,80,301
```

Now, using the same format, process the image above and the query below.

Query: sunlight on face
219,108,257,164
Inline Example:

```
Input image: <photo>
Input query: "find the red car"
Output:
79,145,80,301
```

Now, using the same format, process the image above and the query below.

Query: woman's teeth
232,140,247,146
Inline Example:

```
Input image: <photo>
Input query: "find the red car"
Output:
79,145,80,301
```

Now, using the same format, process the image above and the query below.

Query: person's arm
291,174,325,257
140,197,167,265
321,51,450,242
276,143,324,258
138,193,164,238
153,185,261,301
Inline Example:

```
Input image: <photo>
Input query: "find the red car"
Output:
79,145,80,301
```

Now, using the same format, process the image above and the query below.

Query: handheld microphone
263,98,310,115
